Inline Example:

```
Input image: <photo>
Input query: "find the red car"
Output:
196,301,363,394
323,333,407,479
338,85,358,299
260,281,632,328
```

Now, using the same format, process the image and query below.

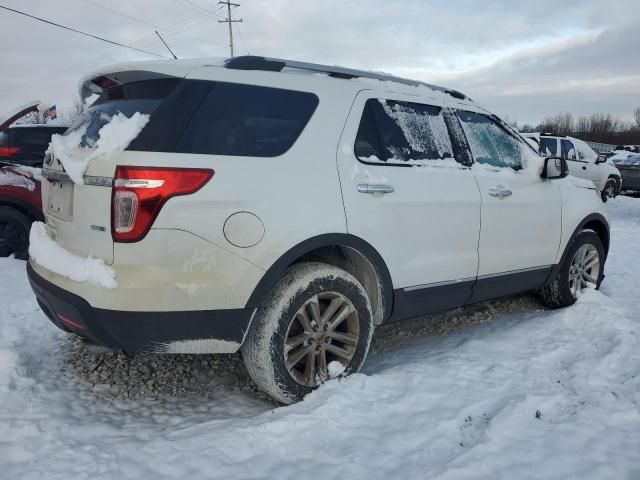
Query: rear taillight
0,147,19,157
112,166,213,243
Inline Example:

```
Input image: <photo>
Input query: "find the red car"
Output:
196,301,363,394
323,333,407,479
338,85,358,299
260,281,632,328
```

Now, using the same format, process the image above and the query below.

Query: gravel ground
61,292,545,402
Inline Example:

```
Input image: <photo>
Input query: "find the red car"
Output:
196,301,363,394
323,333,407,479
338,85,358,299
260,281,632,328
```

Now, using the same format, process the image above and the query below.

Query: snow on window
380,100,452,161
354,99,453,164
46,112,149,185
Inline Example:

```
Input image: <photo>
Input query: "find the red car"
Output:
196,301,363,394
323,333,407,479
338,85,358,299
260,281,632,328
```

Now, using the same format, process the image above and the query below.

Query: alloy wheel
568,243,600,298
284,292,360,387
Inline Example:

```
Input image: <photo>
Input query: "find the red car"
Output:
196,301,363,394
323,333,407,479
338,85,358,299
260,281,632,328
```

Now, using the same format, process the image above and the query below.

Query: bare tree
61,97,87,125
634,106,640,130
22,103,51,125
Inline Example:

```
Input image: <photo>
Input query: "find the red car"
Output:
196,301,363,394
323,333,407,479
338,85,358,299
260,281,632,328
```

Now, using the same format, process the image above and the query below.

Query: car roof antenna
155,31,178,60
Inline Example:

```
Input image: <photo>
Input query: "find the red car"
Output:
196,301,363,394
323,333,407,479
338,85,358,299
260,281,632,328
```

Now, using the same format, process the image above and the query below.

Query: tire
539,230,604,308
0,207,31,260
242,262,374,404
601,178,617,202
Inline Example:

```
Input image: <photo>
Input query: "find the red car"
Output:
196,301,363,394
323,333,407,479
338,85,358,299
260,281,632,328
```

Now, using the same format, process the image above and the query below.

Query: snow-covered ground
1,197,639,479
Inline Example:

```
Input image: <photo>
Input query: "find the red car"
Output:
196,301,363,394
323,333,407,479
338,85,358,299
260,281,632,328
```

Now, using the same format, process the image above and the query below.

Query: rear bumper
28,262,255,354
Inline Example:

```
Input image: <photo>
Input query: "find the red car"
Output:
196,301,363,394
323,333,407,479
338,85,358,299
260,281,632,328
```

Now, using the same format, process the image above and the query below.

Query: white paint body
31,58,608,353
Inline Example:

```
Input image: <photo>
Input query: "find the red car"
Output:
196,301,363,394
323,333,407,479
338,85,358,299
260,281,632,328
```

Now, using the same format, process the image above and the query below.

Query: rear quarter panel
138,68,359,271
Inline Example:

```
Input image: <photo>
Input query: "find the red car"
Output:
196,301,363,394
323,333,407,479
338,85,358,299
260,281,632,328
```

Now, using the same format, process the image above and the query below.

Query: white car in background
523,133,621,201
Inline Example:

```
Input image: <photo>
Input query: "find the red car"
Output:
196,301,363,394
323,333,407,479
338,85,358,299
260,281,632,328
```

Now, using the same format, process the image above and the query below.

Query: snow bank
46,112,149,185
1,198,640,479
28,222,116,289
0,170,35,191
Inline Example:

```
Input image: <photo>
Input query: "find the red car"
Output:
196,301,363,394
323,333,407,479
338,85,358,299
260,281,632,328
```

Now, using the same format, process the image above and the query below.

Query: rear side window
0,132,7,148
175,83,319,157
539,137,557,157
66,78,180,147
355,99,453,164
456,111,522,170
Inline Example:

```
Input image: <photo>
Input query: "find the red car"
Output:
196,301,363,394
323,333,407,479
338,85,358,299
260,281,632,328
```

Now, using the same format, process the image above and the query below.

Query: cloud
0,0,637,125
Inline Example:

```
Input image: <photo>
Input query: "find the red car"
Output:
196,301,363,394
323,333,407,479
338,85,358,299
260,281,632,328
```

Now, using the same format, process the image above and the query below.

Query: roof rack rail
224,55,470,101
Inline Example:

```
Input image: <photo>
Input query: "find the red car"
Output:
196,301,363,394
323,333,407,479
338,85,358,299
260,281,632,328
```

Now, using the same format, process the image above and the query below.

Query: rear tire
0,207,31,260
539,230,604,308
242,262,374,404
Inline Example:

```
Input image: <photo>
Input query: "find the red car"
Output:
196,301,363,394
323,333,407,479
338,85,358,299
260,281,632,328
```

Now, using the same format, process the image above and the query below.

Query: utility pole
218,1,242,58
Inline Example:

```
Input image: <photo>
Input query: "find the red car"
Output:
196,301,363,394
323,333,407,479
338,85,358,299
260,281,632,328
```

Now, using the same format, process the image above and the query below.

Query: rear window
66,78,179,147
175,83,319,157
355,99,453,164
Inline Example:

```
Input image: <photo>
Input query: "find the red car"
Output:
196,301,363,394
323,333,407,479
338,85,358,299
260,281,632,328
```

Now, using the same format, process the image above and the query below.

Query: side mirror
542,156,568,179
596,155,607,164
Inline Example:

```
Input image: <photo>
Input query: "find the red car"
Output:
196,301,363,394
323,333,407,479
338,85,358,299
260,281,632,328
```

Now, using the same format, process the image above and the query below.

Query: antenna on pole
218,1,242,58
155,31,178,59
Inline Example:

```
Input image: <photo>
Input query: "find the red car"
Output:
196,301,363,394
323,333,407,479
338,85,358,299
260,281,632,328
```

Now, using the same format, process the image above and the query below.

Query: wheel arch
0,196,43,222
245,233,394,325
547,212,610,286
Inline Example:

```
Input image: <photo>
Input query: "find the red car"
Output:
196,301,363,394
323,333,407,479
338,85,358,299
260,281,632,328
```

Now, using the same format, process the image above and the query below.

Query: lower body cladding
28,263,255,354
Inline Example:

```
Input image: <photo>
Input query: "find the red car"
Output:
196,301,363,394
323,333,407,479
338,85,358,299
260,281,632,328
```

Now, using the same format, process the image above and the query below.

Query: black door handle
582,166,587,170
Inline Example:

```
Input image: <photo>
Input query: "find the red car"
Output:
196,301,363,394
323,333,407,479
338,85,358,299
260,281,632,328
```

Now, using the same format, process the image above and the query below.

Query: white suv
523,133,621,201
28,56,610,404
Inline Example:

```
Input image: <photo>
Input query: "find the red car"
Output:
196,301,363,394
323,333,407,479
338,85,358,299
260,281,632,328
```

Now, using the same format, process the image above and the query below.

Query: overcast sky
1,0,638,125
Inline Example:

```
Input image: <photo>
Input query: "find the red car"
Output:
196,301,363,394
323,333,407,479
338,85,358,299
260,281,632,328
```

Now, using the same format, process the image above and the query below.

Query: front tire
540,230,604,308
242,262,374,404
601,178,617,202
0,207,31,260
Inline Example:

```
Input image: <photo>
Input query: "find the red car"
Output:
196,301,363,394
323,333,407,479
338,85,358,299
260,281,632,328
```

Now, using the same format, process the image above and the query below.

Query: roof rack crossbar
224,55,469,100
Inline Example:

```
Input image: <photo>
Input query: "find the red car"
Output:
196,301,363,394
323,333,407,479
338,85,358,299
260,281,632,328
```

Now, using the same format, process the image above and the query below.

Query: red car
0,103,67,258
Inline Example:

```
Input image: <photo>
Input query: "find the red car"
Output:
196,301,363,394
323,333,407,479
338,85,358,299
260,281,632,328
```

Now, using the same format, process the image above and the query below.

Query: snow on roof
77,56,476,107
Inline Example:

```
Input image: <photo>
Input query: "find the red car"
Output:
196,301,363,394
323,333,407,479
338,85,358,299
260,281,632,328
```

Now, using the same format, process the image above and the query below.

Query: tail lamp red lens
112,166,213,243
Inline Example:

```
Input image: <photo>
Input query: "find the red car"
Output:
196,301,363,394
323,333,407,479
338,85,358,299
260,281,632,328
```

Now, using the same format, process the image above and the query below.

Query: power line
218,1,242,58
0,4,169,58
82,0,213,46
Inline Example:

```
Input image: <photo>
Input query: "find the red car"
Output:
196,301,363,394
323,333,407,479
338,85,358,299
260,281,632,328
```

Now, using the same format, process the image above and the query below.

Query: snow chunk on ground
327,360,346,377
28,222,116,289
46,112,149,185
0,169,35,191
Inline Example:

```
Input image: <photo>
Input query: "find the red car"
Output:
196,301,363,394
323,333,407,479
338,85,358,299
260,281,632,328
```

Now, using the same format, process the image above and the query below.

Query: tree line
517,107,640,145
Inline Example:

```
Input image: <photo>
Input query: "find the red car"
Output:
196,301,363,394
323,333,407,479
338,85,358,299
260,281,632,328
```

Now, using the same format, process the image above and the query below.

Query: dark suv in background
1,123,68,258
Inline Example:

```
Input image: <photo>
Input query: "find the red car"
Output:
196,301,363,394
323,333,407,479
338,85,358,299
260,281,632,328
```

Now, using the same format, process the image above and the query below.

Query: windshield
66,78,179,148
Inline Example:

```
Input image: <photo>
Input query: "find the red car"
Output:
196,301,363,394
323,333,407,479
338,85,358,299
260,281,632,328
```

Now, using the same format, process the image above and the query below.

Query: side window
539,137,558,157
561,139,577,161
354,99,453,164
176,82,319,157
456,111,523,170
